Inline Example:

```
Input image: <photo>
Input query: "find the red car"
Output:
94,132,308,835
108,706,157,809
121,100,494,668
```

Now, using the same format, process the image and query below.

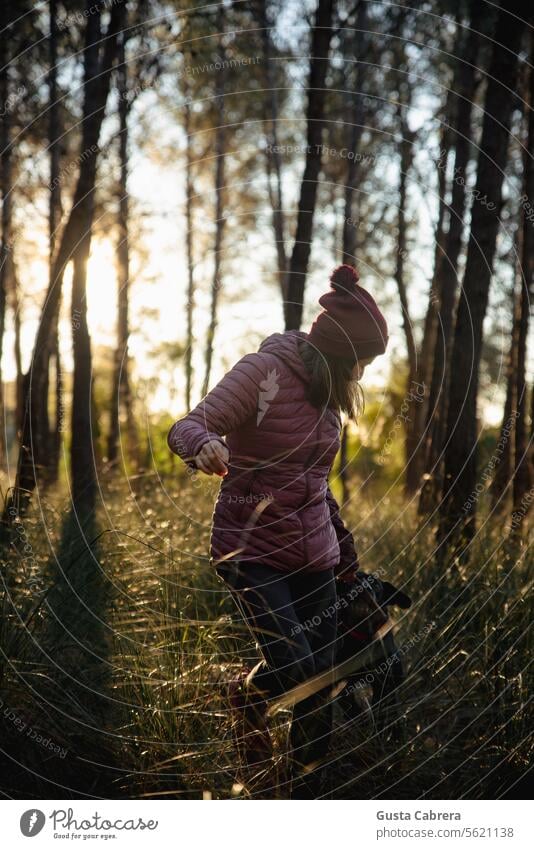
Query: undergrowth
0,471,531,799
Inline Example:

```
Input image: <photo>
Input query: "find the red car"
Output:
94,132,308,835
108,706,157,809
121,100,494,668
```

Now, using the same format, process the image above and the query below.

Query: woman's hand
195,439,229,476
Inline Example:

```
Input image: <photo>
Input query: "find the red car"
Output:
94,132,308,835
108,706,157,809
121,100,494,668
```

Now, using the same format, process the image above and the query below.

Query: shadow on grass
0,507,123,799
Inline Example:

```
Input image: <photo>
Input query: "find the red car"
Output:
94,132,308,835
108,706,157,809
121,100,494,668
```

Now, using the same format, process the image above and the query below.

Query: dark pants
217,560,337,784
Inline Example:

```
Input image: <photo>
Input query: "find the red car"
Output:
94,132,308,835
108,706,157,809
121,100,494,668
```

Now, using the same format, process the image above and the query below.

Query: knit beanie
307,265,388,361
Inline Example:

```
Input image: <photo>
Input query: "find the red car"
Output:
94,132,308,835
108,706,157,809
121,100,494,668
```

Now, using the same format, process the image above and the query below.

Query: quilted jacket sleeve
325,485,360,581
168,352,266,466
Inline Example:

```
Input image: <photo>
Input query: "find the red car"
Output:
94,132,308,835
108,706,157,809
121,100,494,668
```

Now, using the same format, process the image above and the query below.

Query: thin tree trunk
394,110,418,493
421,8,482,511
410,124,451,499
265,145,288,297
341,0,367,264
284,0,334,330
11,264,24,436
337,5,369,507
339,422,350,506
2,0,125,525
438,2,524,551
513,43,534,524
108,31,137,468
258,0,288,297
490,280,518,508
202,11,226,398
46,0,62,485
184,89,195,410
0,2,14,469
48,0,61,285
70,244,95,511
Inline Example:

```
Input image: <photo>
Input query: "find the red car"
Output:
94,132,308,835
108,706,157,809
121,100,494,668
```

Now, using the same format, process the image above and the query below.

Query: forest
0,0,532,800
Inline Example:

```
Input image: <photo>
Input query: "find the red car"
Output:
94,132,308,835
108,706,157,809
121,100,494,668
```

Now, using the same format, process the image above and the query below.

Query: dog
335,571,412,737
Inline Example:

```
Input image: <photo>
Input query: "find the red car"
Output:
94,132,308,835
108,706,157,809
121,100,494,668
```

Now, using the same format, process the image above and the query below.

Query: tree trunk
438,2,524,551
11,264,24,437
394,110,418,493
258,0,288,298
202,11,226,398
46,0,63,485
48,0,61,278
339,3,367,505
512,42,534,525
421,7,482,511
70,244,95,512
184,88,195,410
339,422,350,506
108,31,138,467
284,0,334,330
410,122,451,500
489,281,518,509
2,0,125,524
0,2,14,469
341,0,368,264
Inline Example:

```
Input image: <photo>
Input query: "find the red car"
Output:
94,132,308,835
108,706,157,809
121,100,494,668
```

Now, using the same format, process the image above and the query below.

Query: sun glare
86,240,117,338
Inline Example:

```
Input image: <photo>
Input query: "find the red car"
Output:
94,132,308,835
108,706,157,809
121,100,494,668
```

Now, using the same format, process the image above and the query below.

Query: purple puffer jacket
168,330,359,576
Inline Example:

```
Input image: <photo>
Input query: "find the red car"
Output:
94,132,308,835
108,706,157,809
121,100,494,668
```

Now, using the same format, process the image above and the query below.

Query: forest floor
0,469,532,799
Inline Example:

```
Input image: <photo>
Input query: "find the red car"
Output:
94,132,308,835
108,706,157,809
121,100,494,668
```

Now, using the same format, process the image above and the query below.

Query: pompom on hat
307,264,388,361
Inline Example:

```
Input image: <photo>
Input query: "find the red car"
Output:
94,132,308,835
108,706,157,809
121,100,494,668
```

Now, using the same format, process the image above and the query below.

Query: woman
168,264,388,797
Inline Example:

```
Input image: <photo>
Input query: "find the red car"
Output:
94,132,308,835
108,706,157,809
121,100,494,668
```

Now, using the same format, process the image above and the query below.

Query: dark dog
335,572,412,737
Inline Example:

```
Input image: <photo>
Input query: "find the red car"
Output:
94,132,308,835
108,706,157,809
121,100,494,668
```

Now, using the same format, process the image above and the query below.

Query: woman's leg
289,569,337,796
217,561,318,701
217,561,336,792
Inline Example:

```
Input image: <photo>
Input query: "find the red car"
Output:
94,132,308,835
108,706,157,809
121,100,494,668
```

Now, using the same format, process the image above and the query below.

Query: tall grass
1,470,532,798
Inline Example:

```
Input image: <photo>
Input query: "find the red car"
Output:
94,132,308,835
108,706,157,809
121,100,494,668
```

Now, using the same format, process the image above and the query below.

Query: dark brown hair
298,338,364,420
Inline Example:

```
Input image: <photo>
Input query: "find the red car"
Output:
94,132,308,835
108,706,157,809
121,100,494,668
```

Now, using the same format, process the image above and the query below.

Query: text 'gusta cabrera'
376,811,461,821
